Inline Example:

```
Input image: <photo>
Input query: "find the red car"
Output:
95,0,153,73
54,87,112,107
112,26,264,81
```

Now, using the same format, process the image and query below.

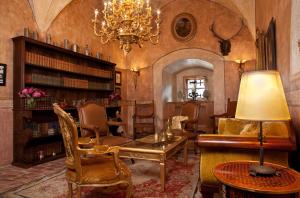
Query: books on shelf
25,51,112,79
25,73,113,90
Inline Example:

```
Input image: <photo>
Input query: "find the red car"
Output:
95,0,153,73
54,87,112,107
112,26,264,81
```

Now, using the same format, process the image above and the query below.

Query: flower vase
26,98,36,109
111,100,118,107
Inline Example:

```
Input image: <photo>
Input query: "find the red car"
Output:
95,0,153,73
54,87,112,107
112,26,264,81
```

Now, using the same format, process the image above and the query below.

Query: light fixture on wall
298,40,300,52
92,0,161,54
234,59,247,79
131,67,140,89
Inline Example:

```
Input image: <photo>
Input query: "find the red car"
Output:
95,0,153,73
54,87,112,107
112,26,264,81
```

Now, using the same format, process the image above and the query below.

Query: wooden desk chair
132,100,155,139
210,98,237,133
171,101,201,154
53,103,132,198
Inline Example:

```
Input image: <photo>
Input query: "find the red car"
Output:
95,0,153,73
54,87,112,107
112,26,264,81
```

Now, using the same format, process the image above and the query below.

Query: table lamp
235,71,291,176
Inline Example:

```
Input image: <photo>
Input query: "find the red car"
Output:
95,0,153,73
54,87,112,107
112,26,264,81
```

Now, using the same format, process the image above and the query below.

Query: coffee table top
214,161,300,194
120,135,187,153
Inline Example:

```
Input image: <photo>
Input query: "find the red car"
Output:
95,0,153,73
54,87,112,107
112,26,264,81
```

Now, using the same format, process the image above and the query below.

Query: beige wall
0,0,38,165
256,0,300,170
0,0,255,165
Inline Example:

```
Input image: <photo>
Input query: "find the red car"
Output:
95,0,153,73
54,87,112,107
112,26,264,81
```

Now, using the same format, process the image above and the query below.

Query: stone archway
152,48,225,130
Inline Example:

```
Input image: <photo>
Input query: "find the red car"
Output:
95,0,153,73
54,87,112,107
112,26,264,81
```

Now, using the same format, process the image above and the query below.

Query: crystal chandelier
93,0,161,54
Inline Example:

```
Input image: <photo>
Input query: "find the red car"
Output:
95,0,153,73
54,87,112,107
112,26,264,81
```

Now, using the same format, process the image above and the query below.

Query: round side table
214,161,300,198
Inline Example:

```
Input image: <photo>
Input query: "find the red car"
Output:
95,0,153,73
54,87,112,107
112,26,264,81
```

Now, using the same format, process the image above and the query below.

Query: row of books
25,73,113,90
23,121,60,137
25,51,112,79
29,142,64,161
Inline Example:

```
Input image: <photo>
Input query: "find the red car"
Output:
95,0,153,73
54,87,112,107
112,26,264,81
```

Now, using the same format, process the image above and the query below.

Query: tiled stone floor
0,159,65,194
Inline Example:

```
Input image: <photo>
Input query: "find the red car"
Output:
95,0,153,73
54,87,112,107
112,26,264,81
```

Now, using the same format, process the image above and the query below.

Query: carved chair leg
194,140,198,154
76,185,81,198
67,182,73,198
200,183,219,198
126,180,133,198
130,159,135,164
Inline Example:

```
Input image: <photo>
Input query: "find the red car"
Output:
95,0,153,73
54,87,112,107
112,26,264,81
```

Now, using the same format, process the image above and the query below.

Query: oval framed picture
172,13,197,42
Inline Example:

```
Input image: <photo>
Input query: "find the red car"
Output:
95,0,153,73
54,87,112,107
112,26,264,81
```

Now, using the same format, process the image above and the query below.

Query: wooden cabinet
12,36,116,167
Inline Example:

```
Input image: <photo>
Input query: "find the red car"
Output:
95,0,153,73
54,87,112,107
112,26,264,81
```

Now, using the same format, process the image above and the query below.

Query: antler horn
227,18,244,40
210,21,225,41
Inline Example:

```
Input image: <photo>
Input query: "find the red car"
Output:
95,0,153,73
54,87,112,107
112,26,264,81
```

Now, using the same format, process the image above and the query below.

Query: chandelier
93,0,161,54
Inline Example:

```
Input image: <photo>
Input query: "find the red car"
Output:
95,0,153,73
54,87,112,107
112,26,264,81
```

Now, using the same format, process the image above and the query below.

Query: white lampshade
235,70,291,121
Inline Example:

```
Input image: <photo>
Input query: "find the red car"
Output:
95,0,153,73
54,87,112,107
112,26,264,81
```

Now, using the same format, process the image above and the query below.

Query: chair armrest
210,113,228,119
197,134,296,151
81,124,102,132
77,145,119,155
181,118,198,124
77,145,121,173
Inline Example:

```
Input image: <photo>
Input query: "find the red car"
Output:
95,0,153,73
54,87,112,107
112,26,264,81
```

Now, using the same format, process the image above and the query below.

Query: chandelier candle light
93,0,161,54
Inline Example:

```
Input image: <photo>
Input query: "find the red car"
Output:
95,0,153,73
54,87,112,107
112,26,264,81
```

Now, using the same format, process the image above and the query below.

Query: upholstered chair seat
66,155,130,184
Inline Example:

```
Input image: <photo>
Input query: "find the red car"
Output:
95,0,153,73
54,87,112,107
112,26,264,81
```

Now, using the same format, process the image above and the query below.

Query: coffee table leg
160,154,166,191
184,140,188,165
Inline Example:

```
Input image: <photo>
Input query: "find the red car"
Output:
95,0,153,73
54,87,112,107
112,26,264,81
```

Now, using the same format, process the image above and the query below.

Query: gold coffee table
119,135,188,191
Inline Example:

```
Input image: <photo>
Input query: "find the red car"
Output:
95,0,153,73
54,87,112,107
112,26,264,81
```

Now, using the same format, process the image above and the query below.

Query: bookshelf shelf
26,63,113,80
25,82,114,91
12,36,116,167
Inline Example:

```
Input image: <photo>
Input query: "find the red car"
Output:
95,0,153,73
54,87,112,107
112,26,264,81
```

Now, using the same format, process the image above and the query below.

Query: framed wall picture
115,71,121,85
171,13,197,42
266,17,277,70
0,63,7,86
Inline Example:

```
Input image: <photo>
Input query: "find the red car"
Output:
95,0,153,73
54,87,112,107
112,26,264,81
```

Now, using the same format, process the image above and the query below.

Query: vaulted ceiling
28,0,255,38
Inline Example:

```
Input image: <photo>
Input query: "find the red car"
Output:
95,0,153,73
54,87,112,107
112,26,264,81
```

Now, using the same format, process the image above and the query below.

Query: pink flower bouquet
18,87,46,98
19,87,47,109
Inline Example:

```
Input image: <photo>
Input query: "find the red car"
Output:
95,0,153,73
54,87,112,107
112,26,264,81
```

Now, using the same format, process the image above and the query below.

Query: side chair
77,101,132,146
210,98,237,133
132,100,155,139
171,101,201,154
53,103,132,198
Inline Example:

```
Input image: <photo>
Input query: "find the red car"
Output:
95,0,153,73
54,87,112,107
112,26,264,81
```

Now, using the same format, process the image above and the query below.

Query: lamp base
249,164,276,176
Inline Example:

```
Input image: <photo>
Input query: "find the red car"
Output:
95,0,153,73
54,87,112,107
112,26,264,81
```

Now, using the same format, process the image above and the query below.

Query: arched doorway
152,48,225,130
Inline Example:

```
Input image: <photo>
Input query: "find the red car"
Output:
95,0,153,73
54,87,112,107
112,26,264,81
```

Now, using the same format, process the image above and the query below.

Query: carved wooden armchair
132,100,155,139
210,98,237,133
77,101,131,146
53,103,132,198
198,118,296,198
170,101,200,154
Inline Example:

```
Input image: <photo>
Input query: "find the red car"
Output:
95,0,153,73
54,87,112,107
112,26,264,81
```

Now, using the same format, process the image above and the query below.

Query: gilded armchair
198,118,296,198
53,103,132,198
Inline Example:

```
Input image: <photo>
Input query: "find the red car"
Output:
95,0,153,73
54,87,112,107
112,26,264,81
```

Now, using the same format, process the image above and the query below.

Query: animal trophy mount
210,19,244,56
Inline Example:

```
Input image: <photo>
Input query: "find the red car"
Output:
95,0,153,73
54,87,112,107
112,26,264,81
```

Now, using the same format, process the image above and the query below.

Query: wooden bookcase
12,36,116,167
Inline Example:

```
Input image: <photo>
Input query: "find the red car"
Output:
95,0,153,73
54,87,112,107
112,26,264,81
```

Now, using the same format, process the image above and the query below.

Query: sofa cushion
221,118,254,135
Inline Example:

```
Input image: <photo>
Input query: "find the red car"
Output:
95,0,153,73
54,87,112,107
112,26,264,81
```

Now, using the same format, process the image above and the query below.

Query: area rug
2,156,199,198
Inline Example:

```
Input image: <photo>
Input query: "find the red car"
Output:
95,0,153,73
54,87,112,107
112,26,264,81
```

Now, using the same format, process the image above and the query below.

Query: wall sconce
298,40,300,52
234,59,247,79
130,67,140,89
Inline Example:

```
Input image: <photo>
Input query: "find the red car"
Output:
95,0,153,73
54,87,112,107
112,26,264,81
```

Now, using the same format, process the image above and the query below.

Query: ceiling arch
28,0,255,38
163,59,214,74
